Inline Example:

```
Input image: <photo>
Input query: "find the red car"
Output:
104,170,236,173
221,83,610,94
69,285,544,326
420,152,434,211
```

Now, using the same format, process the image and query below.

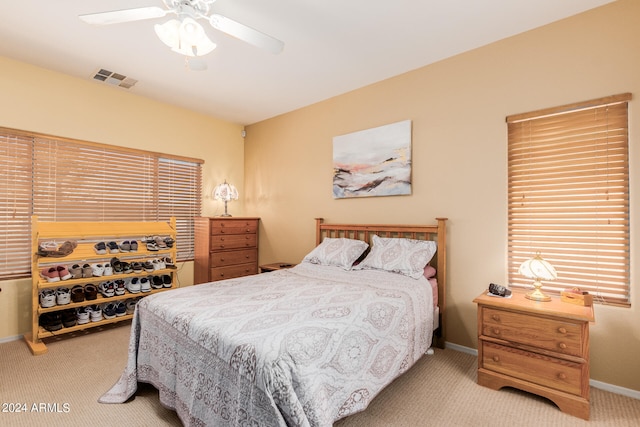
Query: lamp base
525,282,551,302
218,213,232,217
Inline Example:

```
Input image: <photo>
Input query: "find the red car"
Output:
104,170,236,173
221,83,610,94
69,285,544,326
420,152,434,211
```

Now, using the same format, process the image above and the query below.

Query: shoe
91,263,105,277
129,240,138,252
115,301,127,317
84,284,98,300
162,274,173,288
114,279,126,296
140,277,151,293
94,242,107,255
103,263,114,276
69,264,83,279
102,303,117,319
56,287,71,305
146,242,159,251
76,306,90,324
99,281,115,298
88,305,102,322
151,275,163,289
41,267,61,283
163,237,175,248
106,241,119,254
164,257,177,269
110,257,123,274
40,313,63,332
142,261,154,273
40,289,57,308
119,241,130,252
82,264,93,278
131,262,143,273
61,309,77,328
122,262,133,274
152,259,161,271
125,298,138,315
127,277,140,294
71,285,85,303
56,265,72,281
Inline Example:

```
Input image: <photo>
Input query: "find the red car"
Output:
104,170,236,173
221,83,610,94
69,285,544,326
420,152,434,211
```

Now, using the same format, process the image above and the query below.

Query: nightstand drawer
210,248,257,267
481,342,583,395
482,307,585,357
210,234,257,251
210,263,258,281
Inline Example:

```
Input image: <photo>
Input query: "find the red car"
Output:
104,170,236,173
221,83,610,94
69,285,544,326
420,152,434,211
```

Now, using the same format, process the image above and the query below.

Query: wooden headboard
315,217,447,349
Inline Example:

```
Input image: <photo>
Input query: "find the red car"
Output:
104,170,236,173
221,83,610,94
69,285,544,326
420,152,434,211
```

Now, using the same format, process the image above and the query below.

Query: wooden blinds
506,93,631,306
0,127,202,279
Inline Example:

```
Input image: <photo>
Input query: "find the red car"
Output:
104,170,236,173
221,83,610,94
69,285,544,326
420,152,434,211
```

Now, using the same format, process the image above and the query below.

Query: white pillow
302,238,369,270
354,235,437,279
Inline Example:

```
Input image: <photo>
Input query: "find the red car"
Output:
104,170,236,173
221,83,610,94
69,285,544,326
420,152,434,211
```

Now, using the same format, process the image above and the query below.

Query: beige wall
0,56,244,340
244,0,640,392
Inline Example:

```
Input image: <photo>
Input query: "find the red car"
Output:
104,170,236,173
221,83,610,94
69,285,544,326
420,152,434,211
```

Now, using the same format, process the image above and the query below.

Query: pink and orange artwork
333,120,412,198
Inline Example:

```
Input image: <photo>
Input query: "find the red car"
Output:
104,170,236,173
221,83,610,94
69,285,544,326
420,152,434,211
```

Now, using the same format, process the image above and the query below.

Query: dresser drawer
210,248,257,267
481,342,584,395
210,234,257,251
482,307,585,358
210,263,258,281
211,220,258,235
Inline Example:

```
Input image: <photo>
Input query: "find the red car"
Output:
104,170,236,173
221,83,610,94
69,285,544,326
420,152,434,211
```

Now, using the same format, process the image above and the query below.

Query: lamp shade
154,18,216,57
213,181,238,202
518,254,557,281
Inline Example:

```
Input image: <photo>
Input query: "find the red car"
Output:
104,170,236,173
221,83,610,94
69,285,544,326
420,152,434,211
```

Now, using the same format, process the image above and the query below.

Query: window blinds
0,127,202,279
507,93,631,306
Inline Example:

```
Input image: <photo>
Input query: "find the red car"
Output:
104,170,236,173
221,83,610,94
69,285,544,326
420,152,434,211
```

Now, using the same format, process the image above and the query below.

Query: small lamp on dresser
212,180,238,217
519,252,557,302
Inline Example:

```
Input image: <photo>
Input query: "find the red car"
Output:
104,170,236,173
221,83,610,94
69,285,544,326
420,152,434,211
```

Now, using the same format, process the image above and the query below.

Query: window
507,93,631,306
0,127,202,280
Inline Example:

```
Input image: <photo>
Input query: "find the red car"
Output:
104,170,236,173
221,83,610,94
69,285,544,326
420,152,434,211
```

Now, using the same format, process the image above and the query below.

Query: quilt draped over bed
99,263,434,426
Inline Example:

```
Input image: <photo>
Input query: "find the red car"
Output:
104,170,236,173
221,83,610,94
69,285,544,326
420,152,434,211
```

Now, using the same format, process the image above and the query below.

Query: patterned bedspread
99,263,434,426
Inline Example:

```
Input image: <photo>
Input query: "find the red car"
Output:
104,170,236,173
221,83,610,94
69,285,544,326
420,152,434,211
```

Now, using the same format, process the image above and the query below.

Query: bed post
434,217,447,349
315,218,324,246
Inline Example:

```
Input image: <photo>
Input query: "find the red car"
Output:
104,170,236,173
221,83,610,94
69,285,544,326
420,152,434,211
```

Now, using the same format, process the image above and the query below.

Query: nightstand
259,262,296,273
473,289,595,420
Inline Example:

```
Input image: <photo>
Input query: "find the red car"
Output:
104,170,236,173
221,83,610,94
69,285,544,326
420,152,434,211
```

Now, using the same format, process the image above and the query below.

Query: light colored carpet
1,323,638,426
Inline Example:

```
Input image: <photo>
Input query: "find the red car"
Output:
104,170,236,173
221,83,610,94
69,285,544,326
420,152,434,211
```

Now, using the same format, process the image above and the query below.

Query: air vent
91,68,138,89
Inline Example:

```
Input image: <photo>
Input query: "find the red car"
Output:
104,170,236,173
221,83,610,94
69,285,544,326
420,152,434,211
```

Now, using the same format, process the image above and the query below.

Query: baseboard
0,334,23,344
444,341,640,400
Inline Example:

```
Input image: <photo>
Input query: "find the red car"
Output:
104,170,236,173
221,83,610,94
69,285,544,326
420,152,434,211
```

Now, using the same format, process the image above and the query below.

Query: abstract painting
333,120,412,198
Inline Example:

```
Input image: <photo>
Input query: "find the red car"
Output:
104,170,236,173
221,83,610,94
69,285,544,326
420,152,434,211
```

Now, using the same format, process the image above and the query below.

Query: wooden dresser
194,217,260,284
473,289,595,420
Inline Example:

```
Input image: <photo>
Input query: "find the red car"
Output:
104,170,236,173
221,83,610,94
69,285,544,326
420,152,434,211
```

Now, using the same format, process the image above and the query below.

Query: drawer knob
558,327,567,334
246,228,250,232
559,342,567,349
492,328,501,335
220,245,225,249
220,258,225,262
491,314,500,321
492,356,500,363
557,372,567,380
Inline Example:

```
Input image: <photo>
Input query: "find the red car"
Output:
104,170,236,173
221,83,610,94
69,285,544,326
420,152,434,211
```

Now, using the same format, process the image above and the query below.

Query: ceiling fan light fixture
154,18,216,57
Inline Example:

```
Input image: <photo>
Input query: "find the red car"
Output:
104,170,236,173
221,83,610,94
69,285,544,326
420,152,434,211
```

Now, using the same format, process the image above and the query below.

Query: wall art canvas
333,119,412,198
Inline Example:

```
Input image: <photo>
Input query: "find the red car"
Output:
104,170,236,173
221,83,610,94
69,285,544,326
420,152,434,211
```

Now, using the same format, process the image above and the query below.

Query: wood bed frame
315,217,447,348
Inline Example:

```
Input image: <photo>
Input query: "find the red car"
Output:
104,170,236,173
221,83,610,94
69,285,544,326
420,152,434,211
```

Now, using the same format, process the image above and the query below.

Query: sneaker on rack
41,267,61,283
56,287,71,305
102,303,117,319
143,261,154,273
82,263,93,278
39,289,57,308
56,265,73,281
151,275,163,289
140,277,151,293
127,277,141,294
76,306,90,325
91,263,105,277
61,309,77,328
129,240,138,252
88,305,102,322
162,274,173,288
84,283,98,300
71,285,85,303
114,279,126,296
99,281,115,298
106,241,119,254
118,241,131,252
103,263,114,276
40,313,63,332
163,257,177,269
69,264,83,279
115,301,127,317
125,298,137,315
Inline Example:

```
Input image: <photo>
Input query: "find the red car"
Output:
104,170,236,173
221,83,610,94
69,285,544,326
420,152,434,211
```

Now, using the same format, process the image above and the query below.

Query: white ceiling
0,0,615,125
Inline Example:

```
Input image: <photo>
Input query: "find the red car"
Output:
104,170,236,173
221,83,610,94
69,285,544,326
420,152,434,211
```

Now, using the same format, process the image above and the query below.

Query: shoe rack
25,216,178,355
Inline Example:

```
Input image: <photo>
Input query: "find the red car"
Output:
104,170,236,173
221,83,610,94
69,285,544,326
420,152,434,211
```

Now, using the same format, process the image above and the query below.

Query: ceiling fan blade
209,14,284,54
79,7,168,25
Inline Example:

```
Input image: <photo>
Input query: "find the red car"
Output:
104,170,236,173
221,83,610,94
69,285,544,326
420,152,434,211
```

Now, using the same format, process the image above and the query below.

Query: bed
100,217,447,426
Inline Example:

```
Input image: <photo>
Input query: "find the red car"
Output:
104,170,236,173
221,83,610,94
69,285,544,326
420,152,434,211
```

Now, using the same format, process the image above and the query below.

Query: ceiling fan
80,0,284,61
